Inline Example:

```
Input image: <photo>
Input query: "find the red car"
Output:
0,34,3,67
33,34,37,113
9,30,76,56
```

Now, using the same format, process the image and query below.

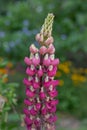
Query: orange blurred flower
0,68,8,75
2,77,8,83
59,80,64,86
7,62,13,68
71,73,87,84
56,71,62,77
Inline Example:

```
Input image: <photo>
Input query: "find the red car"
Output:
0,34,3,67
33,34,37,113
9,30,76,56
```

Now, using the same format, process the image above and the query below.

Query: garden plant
23,13,59,130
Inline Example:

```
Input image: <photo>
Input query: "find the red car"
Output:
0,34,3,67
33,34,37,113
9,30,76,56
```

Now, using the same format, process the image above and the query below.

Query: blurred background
0,0,87,130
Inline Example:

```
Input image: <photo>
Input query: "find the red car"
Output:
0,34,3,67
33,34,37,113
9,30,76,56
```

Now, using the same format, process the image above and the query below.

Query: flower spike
23,13,59,130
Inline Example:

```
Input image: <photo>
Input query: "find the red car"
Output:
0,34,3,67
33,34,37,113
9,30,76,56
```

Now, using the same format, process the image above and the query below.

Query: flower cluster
23,13,59,130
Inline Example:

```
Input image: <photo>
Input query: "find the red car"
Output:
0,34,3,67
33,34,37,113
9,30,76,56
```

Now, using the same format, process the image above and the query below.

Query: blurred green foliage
0,0,87,62
0,58,19,130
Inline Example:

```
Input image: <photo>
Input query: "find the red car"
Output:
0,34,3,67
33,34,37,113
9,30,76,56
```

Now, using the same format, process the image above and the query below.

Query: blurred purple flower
23,20,29,27
15,39,21,45
9,41,15,47
6,11,12,17
5,46,11,52
48,4,54,9
22,27,32,36
36,6,43,13
61,34,67,40
4,20,10,26
32,29,38,35
0,31,5,38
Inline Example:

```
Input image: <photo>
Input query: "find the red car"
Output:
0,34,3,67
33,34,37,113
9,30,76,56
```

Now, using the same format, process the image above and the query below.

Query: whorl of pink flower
45,36,54,46
39,46,47,55
24,57,32,65
24,99,33,106
47,44,55,54
30,44,38,54
35,33,41,42
24,116,33,125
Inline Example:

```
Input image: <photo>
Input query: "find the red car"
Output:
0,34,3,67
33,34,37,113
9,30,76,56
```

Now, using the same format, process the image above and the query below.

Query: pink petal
48,67,57,77
46,102,52,109
41,107,47,115
23,78,32,86
32,58,40,66
40,92,46,99
30,44,38,54
24,116,33,125
34,118,41,127
26,67,35,76
50,100,59,106
51,80,59,87
35,103,41,110
44,81,50,88
26,89,35,98
24,99,33,106
43,59,51,66
48,115,57,123
23,108,30,115
49,106,56,113
24,57,32,65
39,46,47,55
48,70,56,77
35,33,41,42
51,59,60,66
45,36,54,46
37,69,43,77
33,82,40,89
48,90,58,98
30,108,37,116
47,44,55,54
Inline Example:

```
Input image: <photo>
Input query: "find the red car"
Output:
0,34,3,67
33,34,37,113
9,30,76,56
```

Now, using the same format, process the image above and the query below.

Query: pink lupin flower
24,99,33,106
30,44,38,54
35,103,41,110
45,36,54,46
50,99,59,106
37,66,43,77
32,58,40,66
35,97,41,110
40,87,46,99
51,59,60,66
41,106,47,115
51,80,59,86
47,115,57,123
33,82,40,89
24,57,32,65
26,88,35,98
35,33,41,42
48,66,57,77
24,116,33,125
30,107,37,116
34,117,41,127
26,67,35,76
23,108,30,115
39,46,47,55
26,125,32,130
43,54,51,66
49,106,56,113
23,78,32,86
47,44,55,54
48,89,58,98
32,53,40,66
50,54,55,60
46,102,52,110
24,14,59,130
